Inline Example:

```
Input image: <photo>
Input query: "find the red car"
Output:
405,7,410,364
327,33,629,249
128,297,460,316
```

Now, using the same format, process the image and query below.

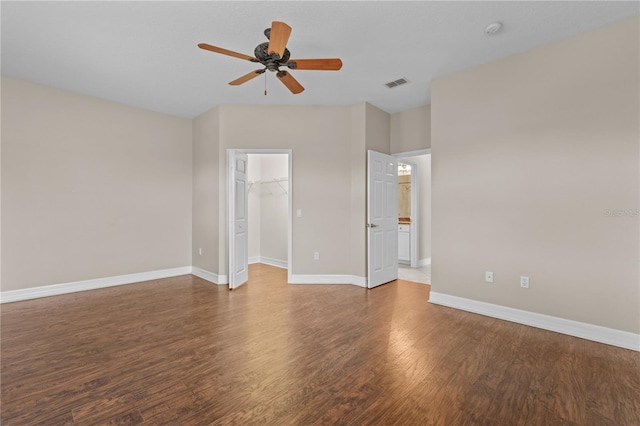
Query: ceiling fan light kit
198,21,342,94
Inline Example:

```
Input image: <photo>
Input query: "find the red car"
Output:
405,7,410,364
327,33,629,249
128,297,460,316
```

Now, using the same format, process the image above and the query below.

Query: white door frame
396,157,419,268
227,149,293,285
394,149,430,269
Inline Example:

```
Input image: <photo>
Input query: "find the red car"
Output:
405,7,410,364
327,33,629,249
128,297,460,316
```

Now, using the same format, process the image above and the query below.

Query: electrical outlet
520,276,530,288
297,209,303,218
313,252,320,260
199,248,202,256
485,271,493,283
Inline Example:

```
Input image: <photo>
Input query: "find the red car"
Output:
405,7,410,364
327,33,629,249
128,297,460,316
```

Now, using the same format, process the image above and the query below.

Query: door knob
367,223,379,228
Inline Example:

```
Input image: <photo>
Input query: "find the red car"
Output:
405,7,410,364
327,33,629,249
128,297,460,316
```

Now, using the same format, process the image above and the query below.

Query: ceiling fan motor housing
254,42,290,71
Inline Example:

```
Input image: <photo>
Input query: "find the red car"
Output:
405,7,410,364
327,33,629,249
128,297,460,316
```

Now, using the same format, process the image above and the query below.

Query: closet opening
227,149,292,290
247,153,289,271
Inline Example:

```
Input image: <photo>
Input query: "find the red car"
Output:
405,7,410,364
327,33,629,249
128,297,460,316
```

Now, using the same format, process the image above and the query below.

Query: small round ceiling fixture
485,22,503,35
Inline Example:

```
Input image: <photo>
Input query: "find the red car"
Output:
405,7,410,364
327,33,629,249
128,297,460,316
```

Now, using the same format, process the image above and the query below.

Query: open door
228,150,249,289
367,150,398,288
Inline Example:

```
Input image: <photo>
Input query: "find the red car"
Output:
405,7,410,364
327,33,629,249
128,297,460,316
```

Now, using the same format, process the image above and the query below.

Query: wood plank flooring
2,263,639,425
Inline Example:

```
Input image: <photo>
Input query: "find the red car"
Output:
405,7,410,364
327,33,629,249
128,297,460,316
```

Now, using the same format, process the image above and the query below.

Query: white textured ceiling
2,1,638,118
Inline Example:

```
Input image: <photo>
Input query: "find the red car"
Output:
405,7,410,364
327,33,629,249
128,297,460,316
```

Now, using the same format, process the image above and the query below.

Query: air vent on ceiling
385,78,409,88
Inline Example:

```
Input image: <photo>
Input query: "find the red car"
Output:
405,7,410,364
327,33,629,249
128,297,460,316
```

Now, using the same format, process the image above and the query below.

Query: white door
228,151,249,289
367,150,398,288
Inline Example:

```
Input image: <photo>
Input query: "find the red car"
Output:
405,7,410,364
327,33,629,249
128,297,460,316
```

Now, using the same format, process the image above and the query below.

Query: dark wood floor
2,264,639,425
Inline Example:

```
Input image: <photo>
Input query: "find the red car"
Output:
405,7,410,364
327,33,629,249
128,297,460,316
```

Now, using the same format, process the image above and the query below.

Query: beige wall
431,17,639,333
1,77,193,291
217,105,356,276
350,104,368,277
365,103,391,154
247,153,288,263
247,154,262,259
192,107,220,273
0,81,3,289
191,103,389,279
391,105,431,153
259,154,288,262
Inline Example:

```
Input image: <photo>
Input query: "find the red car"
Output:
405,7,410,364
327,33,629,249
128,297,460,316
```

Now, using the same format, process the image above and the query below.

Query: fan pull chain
264,73,267,96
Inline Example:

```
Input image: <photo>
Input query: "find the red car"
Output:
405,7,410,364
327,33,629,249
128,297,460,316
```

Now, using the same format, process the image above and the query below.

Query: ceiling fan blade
287,58,343,71
276,71,304,94
268,21,292,59
229,69,265,86
198,43,258,62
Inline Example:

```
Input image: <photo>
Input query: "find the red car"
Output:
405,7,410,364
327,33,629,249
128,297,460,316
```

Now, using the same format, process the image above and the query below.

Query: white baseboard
418,257,431,267
260,256,288,269
350,276,367,287
248,256,261,265
1,267,368,303
429,292,640,352
191,267,227,285
289,274,367,287
0,266,192,304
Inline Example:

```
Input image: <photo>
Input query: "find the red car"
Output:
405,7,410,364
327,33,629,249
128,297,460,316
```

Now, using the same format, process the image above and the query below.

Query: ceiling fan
198,21,342,94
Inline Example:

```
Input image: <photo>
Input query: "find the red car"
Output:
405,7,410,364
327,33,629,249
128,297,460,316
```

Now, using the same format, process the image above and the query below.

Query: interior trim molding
289,274,367,287
0,267,369,303
248,256,288,269
191,267,227,285
260,256,287,269
418,257,431,267
429,292,640,352
0,266,192,304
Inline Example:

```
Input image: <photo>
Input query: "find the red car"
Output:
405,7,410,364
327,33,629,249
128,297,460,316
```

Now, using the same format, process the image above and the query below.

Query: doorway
247,153,289,269
227,149,292,289
397,159,418,268
394,150,431,284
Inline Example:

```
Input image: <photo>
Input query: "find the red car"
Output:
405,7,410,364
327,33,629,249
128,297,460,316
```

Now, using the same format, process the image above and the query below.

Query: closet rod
248,177,288,194
248,177,288,184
